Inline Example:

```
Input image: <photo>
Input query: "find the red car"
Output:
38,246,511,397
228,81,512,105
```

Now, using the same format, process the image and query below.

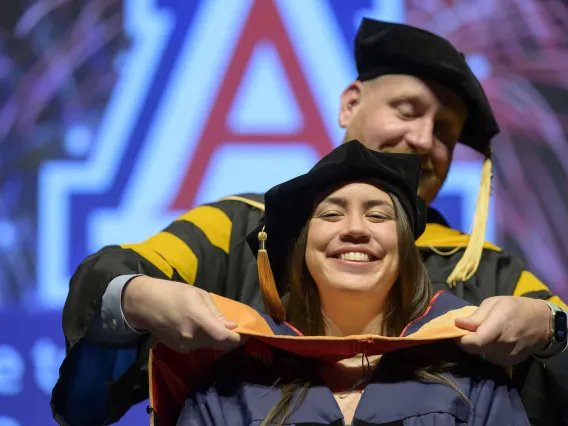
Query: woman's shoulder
256,310,304,336
401,290,474,337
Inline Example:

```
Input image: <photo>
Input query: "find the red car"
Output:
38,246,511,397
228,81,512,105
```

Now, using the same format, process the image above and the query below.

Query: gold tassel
446,150,493,287
257,228,286,321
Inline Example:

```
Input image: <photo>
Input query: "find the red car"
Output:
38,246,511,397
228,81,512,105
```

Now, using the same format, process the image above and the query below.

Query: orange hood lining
212,292,476,344
148,292,480,426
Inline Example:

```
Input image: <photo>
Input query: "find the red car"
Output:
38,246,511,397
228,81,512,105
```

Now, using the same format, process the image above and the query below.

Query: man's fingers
456,334,486,354
456,311,503,354
199,316,243,350
454,298,499,331
193,303,243,348
210,332,246,350
199,290,238,328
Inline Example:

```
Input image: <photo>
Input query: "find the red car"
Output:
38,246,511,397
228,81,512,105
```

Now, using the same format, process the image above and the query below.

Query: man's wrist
533,300,568,359
122,275,152,331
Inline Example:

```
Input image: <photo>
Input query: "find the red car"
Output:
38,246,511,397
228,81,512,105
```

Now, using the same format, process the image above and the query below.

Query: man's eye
398,105,415,117
392,99,425,119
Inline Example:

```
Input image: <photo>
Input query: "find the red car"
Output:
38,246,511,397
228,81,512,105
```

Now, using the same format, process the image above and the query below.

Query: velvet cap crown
355,18,499,154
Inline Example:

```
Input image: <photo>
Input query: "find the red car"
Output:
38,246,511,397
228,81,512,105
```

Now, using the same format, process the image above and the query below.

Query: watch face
556,312,567,342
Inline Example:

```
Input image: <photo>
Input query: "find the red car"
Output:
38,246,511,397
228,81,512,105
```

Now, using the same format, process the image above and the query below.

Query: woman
149,140,529,425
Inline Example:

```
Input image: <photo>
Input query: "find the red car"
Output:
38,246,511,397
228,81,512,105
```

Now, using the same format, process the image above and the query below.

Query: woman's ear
339,81,363,128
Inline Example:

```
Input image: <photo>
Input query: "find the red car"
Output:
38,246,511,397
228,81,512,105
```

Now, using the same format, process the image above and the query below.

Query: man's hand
122,276,244,353
454,296,551,366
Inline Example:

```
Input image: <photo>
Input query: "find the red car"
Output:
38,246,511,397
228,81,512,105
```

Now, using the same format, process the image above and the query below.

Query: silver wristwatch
533,301,568,359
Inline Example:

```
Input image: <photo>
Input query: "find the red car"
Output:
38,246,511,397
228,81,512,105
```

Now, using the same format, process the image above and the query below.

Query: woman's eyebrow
319,196,348,208
363,199,394,211
319,197,394,212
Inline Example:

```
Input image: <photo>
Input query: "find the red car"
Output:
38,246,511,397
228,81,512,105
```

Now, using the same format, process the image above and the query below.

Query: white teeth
339,252,370,262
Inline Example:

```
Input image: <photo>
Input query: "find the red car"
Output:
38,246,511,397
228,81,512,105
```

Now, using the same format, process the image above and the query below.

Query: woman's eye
319,211,342,219
367,213,389,221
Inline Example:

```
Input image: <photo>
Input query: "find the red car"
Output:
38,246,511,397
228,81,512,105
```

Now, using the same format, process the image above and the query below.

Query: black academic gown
51,193,568,426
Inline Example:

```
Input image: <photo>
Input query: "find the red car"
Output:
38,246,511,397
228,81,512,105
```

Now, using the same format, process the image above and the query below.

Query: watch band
534,301,568,359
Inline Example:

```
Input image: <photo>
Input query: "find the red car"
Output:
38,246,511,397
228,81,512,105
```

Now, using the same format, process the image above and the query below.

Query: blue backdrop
0,1,499,424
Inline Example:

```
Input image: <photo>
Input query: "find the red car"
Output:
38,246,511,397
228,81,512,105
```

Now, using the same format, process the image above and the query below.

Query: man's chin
417,184,439,205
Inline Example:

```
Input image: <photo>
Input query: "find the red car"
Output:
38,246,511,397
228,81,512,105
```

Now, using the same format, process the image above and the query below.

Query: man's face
339,75,467,204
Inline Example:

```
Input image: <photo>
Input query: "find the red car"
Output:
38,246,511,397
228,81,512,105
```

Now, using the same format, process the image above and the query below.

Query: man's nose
405,118,434,154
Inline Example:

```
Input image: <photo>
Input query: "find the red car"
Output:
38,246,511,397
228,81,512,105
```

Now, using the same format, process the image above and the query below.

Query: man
52,18,568,426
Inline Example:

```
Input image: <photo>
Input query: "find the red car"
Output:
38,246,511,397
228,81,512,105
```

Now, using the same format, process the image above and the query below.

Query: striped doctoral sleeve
118,201,239,295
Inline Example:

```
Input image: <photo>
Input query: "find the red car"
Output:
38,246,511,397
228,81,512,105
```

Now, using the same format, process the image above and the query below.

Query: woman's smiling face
305,182,400,297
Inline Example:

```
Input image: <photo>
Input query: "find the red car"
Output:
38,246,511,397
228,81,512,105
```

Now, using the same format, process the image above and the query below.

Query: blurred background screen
1,0,568,424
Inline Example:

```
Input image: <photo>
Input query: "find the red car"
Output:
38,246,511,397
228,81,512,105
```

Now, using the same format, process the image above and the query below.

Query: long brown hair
261,194,466,426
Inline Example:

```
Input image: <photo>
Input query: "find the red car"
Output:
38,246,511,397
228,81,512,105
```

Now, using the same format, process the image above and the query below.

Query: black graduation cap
355,18,497,286
248,140,426,320
355,17,499,155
